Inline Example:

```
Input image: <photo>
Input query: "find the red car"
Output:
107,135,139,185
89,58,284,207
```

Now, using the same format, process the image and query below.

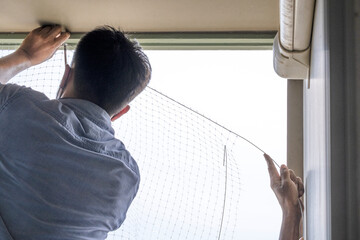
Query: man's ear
111,105,130,122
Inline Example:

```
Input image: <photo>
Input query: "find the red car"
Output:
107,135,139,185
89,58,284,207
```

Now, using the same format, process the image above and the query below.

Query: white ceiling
0,0,279,33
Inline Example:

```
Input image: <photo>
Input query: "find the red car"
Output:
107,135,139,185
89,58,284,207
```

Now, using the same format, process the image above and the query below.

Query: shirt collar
59,98,113,132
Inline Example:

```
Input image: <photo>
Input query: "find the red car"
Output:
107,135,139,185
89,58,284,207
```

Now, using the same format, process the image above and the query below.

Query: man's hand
0,25,69,84
17,25,70,66
264,153,304,240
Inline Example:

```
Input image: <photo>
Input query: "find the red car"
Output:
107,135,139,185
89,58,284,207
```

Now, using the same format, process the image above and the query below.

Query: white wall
303,0,330,238
304,0,360,238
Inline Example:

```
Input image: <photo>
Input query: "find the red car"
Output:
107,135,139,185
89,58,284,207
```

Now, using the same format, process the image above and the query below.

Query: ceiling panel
0,0,279,33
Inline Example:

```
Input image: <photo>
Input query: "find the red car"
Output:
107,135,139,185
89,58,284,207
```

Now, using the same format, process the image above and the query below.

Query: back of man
0,84,139,239
0,26,151,240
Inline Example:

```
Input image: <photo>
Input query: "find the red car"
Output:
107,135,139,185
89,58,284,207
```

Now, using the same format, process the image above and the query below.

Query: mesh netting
0,47,281,240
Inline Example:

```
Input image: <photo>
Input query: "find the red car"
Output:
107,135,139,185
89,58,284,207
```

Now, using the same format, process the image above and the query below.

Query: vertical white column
303,0,331,238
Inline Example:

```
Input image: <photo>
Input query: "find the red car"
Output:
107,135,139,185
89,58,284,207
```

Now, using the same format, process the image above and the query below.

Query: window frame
0,32,276,50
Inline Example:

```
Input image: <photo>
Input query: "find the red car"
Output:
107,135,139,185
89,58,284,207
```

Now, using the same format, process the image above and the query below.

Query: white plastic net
0,46,284,240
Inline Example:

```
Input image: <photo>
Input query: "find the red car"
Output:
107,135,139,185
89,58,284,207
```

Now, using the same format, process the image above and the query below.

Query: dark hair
73,26,151,115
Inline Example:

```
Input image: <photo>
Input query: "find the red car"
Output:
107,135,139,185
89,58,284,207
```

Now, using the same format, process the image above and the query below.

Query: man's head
66,26,151,118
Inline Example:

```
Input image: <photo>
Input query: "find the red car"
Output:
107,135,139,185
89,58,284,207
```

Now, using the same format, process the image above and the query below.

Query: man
0,25,151,240
0,25,303,240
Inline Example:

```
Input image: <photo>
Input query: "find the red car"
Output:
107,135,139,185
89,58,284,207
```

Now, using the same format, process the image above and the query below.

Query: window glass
0,49,286,240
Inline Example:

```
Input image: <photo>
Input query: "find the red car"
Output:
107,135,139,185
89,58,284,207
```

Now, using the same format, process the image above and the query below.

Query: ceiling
0,0,279,33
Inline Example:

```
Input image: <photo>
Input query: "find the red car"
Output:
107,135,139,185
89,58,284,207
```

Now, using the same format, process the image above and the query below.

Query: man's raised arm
0,26,70,84
264,154,304,240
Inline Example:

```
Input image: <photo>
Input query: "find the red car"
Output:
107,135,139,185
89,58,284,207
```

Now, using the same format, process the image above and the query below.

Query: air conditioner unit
273,0,315,79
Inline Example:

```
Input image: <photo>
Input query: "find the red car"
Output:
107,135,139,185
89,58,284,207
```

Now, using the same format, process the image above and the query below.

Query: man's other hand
17,26,70,66
264,154,304,240
264,154,304,218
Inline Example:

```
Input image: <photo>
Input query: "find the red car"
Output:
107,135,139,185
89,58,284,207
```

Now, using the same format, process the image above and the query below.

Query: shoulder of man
0,83,46,111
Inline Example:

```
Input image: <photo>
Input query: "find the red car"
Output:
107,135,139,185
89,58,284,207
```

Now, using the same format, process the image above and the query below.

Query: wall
287,80,303,180
355,2,360,237
304,0,360,238
328,0,360,237
303,0,331,238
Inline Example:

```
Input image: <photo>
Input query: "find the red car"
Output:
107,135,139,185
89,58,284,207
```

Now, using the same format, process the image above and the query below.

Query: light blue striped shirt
0,84,140,240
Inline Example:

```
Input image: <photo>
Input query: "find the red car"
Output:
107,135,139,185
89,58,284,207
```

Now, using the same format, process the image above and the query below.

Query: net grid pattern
0,48,267,240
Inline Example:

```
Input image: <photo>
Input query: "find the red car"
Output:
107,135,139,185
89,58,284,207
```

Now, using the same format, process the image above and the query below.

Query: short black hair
73,26,151,115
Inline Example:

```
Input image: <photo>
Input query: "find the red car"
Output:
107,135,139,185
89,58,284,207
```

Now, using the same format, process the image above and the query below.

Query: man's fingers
290,168,305,197
54,32,70,47
32,27,44,33
297,177,304,197
39,26,52,34
289,169,297,183
264,154,279,185
280,165,290,185
38,25,70,47
48,25,62,38
20,26,70,66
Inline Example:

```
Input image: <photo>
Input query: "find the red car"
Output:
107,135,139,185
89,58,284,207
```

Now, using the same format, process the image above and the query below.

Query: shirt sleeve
0,84,27,110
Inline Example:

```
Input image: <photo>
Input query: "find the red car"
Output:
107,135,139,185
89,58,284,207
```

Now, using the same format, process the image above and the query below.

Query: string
146,86,281,169
218,145,228,240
